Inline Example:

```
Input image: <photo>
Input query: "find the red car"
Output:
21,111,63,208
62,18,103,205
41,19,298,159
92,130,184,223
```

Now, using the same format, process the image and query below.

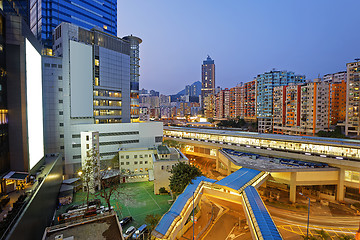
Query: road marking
142,186,161,210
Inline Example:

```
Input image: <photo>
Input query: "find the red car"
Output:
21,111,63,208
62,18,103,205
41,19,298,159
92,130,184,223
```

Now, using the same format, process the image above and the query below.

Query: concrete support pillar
337,168,345,202
289,172,297,203
216,150,219,172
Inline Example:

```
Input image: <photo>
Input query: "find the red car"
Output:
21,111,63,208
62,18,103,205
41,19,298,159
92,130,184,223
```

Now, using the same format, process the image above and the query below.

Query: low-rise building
153,145,188,194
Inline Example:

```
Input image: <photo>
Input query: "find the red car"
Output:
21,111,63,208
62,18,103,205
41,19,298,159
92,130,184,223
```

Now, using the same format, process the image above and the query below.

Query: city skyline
118,0,360,94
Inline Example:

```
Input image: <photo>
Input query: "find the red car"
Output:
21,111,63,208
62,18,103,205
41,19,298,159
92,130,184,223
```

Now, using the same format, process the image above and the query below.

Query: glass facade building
123,35,142,122
30,0,117,47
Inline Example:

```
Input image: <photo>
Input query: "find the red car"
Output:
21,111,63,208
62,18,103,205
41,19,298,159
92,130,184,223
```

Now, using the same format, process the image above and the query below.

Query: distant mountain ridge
176,81,201,96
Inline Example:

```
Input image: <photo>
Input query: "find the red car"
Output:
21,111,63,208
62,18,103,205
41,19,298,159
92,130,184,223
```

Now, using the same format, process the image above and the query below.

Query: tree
169,162,202,193
145,214,161,232
78,148,100,209
96,170,120,211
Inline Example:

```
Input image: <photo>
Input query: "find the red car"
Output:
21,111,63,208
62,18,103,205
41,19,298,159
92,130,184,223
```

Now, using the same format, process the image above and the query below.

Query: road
186,155,360,239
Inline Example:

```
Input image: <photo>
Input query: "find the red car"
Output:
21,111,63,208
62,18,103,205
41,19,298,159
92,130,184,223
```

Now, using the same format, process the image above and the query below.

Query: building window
60,134,64,138
60,146,64,149
140,161,143,164
86,144,89,149
140,155,143,158
59,88,63,92
59,111,63,115
134,155,137,158
58,76,63,80
120,155,124,159
59,100,63,103
59,123,64,127
44,63,50,67
51,64,57,68
58,64,62,68
126,162,129,165
145,161,148,164
86,136,89,141
120,162,124,165
126,155,129,159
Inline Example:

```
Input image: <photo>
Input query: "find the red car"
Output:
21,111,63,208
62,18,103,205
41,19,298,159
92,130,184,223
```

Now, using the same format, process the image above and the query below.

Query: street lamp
299,192,310,239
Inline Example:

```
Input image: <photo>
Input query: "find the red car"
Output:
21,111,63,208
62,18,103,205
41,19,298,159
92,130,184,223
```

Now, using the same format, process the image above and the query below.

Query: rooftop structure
221,149,331,172
42,213,122,240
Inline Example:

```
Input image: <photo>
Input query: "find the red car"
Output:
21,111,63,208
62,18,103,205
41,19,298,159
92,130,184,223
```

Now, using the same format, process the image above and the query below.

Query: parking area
56,181,173,229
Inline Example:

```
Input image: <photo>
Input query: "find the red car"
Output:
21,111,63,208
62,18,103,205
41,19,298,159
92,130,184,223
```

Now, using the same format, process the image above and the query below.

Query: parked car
132,224,148,239
119,216,133,227
123,226,136,240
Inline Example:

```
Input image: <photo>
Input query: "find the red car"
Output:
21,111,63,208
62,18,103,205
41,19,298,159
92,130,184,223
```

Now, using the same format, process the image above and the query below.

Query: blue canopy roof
216,168,261,191
154,176,216,236
244,186,282,240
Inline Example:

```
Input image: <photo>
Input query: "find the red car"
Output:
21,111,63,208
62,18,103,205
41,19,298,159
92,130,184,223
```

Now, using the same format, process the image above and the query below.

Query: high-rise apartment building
123,35,142,122
273,84,302,135
244,80,257,121
256,70,305,133
346,60,360,136
201,55,215,108
300,79,330,136
228,80,256,121
229,85,243,119
273,80,330,136
215,89,230,119
30,0,117,47
324,72,347,125
203,95,215,119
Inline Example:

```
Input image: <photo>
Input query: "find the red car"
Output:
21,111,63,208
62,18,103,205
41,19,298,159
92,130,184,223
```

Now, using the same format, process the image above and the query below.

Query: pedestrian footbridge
152,168,282,240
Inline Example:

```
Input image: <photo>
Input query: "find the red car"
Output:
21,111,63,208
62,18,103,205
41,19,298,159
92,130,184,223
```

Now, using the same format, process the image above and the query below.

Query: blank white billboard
70,40,93,118
25,39,44,169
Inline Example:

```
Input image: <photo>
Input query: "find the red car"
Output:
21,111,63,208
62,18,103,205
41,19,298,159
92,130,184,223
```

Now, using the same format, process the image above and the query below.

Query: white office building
43,23,162,176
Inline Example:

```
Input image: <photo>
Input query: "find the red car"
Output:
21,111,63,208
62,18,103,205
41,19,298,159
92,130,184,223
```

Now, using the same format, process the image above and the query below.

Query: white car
123,226,136,239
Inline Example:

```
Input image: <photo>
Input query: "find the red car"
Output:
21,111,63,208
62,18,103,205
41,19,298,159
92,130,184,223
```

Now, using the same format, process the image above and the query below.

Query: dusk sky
118,0,360,95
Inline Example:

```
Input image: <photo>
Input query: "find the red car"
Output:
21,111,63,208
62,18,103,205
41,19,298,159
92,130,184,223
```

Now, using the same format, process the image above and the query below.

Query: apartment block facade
273,85,302,135
215,89,230,119
346,60,360,136
300,79,330,136
256,70,305,133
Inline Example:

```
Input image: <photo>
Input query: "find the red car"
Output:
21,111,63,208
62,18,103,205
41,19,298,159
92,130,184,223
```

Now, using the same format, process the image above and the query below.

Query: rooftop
222,149,334,172
43,213,122,240
164,126,360,149
157,145,171,155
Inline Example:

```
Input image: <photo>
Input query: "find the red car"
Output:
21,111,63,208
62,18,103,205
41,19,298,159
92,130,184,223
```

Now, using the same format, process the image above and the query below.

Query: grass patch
56,181,172,228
